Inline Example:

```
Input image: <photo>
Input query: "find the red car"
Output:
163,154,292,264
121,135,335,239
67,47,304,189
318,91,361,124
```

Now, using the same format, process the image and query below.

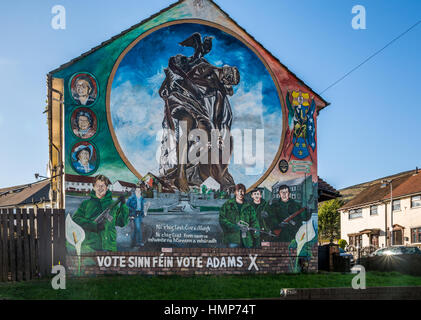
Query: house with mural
47,0,331,275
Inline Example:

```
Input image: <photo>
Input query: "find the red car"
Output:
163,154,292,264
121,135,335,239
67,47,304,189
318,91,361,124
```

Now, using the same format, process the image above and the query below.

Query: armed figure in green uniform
72,175,129,253
219,184,260,248
249,188,274,245
267,184,307,242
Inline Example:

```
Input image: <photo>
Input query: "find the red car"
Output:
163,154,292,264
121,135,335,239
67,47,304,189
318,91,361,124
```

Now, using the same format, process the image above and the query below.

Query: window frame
370,234,379,247
348,208,363,219
370,205,378,216
392,199,401,212
411,195,421,208
411,227,421,244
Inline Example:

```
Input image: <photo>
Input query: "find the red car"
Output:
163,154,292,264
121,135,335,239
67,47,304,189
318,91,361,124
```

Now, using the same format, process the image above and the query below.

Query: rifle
237,220,278,238
94,197,124,225
273,207,306,236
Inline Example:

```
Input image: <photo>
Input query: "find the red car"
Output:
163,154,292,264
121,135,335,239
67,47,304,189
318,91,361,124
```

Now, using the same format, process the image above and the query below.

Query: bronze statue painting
158,32,240,192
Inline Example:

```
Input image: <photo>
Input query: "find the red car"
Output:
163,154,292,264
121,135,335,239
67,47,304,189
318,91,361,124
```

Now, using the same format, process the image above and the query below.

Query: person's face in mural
94,180,108,199
251,190,262,204
77,115,91,131
76,79,91,98
279,188,290,203
235,188,245,204
135,187,142,198
77,149,90,165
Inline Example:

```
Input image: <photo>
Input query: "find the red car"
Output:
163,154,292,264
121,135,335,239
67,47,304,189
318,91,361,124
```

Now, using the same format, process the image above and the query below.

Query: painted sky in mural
110,23,282,188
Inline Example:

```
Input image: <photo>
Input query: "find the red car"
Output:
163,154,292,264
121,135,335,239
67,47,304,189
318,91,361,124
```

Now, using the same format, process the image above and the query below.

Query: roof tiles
340,171,421,210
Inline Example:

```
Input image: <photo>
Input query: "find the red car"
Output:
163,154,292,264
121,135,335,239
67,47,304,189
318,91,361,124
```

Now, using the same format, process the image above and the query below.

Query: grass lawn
1,271,421,300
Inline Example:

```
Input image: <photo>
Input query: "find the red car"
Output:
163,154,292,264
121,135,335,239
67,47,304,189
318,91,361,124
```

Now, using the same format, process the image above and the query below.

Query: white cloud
147,70,166,88
231,82,264,124
110,74,282,188
110,79,164,176
228,81,282,187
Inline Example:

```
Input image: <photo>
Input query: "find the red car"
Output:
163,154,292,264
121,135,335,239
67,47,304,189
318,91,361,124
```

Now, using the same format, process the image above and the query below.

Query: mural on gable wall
55,0,324,273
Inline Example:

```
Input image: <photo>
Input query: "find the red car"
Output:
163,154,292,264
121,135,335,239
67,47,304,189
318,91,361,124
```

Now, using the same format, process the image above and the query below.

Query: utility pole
381,179,393,246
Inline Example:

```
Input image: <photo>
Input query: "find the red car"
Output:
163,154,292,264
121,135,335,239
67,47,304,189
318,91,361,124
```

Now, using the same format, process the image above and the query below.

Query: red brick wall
66,243,318,276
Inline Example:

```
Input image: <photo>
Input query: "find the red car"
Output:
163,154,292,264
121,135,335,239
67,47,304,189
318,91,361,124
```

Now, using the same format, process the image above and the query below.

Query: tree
318,199,343,243
201,185,208,194
338,239,347,249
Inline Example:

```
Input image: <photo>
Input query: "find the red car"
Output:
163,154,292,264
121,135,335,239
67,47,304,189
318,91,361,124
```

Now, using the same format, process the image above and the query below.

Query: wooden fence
0,208,66,282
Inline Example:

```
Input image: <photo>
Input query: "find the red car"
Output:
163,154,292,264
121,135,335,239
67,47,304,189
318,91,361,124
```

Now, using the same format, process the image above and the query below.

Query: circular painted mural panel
109,22,282,190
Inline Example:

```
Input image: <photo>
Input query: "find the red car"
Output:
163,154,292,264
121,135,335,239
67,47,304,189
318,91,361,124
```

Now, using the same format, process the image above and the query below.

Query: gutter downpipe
47,73,64,209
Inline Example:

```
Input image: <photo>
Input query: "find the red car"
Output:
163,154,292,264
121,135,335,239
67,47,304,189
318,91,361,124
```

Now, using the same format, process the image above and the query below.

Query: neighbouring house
66,174,139,194
111,180,137,193
258,177,338,204
318,177,341,202
65,174,95,193
272,176,307,201
141,172,174,193
339,168,421,249
0,179,52,209
339,169,415,203
200,176,220,192
271,175,323,212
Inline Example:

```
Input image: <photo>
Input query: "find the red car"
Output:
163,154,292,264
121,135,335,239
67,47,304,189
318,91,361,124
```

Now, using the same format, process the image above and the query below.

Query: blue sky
0,0,420,190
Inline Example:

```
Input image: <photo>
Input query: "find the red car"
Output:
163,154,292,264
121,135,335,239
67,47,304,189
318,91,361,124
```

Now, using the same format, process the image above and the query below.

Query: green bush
338,239,347,249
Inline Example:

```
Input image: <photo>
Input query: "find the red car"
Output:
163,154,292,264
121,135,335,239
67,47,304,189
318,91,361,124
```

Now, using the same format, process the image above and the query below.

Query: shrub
338,239,347,249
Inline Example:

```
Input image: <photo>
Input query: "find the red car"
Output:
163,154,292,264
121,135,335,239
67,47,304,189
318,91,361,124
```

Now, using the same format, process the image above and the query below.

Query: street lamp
35,173,48,179
381,179,393,246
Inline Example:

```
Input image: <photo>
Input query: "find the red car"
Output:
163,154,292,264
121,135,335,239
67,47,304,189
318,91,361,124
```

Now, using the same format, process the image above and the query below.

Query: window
349,208,362,219
411,227,421,243
392,199,401,211
370,205,378,215
348,235,362,247
370,234,379,247
393,229,403,245
401,247,421,254
411,195,421,208
356,235,362,247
